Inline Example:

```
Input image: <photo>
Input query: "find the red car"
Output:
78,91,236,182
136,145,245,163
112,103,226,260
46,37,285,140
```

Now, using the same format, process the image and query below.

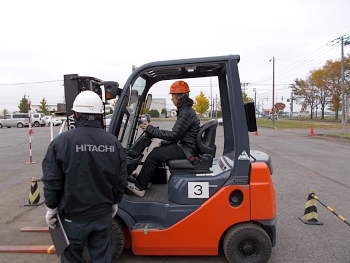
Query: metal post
272,57,275,125
210,77,212,117
50,115,54,141
26,97,35,164
253,88,257,117
290,91,293,119
341,36,346,133
215,94,218,118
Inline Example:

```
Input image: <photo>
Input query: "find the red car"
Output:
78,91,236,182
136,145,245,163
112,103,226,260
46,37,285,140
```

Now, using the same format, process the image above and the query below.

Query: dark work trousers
135,144,186,190
60,213,112,263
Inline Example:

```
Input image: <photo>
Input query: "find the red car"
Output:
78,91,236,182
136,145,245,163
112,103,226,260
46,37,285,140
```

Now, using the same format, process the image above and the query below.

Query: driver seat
166,119,218,174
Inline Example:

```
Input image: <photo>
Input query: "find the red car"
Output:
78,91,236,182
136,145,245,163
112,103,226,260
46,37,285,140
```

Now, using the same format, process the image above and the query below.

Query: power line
0,80,62,86
253,39,346,85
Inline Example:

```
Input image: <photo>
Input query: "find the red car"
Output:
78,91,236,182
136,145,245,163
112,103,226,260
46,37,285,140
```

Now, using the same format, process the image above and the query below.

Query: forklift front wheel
110,218,126,262
223,223,272,263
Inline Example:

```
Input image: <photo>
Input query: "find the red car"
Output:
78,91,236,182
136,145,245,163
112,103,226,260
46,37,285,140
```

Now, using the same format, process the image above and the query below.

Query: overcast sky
1,0,349,113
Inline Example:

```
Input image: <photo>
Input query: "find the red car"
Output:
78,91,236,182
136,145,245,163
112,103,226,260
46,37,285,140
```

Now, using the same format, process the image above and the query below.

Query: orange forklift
64,55,276,263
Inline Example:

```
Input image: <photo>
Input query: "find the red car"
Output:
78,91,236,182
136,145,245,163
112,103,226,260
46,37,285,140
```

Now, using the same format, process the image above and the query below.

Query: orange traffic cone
310,126,314,136
255,130,258,135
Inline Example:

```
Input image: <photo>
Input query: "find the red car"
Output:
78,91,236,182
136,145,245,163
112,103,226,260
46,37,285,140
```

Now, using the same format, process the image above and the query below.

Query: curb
318,134,350,141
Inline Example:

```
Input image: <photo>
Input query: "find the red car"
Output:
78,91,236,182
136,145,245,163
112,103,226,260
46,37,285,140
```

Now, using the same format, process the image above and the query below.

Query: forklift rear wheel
82,218,125,262
223,223,271,263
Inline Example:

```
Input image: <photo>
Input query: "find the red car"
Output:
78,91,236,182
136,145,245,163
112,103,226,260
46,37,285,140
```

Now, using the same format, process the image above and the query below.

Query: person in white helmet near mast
42,90,127,262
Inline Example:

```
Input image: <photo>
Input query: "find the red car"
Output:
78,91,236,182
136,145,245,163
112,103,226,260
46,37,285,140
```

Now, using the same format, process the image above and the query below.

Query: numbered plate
188,182,209,198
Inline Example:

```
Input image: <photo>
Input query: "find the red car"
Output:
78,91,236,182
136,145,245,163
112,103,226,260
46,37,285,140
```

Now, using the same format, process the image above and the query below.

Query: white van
0,113,30,128
30,113,46,127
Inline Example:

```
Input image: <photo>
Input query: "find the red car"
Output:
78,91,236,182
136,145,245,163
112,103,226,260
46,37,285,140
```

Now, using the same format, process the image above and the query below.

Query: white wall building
150,98,166,115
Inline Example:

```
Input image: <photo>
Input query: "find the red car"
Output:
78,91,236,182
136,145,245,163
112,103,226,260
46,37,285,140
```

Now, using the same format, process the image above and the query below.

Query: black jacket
42,120,127,220
145,102,200,155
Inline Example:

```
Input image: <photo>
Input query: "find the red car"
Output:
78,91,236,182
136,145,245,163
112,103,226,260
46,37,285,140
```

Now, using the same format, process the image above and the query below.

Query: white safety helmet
72,91,103,114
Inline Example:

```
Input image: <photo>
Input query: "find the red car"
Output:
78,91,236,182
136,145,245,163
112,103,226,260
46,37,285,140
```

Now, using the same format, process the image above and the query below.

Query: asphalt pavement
0,123,350,262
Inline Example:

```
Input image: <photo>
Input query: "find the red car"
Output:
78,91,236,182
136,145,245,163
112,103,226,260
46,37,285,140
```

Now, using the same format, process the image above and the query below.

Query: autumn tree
294,58,350,119
242,91,253,102
193,91,210,118
2,108,9,116
18,94,29,113
308,68,332,119
292,78,318,119
39,97,50,115
140,101,150,114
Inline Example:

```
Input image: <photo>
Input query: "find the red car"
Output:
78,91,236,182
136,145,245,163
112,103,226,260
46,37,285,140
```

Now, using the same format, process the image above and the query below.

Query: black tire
0,123,2,128
17,123,23,128
110,218,125,262
223,223,272,263
34,121,40,127
82,218,125,263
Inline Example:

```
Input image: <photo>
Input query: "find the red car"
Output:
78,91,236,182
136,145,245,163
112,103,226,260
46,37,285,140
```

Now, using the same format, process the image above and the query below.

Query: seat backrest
197,119,218,156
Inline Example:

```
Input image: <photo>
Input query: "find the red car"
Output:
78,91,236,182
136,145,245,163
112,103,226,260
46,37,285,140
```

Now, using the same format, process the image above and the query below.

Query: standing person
43,91,127,263
127,80,200,197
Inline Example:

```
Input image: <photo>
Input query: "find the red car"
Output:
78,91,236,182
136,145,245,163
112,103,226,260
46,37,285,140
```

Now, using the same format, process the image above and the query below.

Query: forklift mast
63,74,121,129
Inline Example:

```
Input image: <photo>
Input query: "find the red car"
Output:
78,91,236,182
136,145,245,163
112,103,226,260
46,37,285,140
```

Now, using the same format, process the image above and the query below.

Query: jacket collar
177,102,193,113
76,119,102,128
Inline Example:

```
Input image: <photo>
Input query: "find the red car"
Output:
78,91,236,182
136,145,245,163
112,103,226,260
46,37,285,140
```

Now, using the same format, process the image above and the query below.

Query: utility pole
290,90,293,119
270,57,275,125
331,34,350,133
341,36,345,132
210,77,213,118
253,88,257,116
215,94,218,118
341,36,350,133
241,83,249,94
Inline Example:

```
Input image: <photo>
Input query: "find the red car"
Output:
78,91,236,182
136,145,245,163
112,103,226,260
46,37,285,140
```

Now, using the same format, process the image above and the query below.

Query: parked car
0,113,30,128
44,116,62,126
31,113,46,127
217,118,223,125
267,114,278,120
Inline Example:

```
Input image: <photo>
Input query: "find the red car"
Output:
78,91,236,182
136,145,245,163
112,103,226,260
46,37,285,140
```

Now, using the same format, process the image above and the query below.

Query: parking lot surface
0,123,349,262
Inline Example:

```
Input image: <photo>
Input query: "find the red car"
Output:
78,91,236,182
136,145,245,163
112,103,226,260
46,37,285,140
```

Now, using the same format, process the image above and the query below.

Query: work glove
46,207,58,229
111,204,118,218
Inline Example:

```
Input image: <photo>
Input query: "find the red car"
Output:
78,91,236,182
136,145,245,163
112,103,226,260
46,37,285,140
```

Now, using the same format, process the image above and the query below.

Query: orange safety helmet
169,81,190,94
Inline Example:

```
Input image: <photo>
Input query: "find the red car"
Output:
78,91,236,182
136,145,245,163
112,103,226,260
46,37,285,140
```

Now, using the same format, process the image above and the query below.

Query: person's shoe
127,182,145,197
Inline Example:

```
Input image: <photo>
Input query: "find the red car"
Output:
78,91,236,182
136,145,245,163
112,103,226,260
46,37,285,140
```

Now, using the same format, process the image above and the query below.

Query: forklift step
133,223,165,231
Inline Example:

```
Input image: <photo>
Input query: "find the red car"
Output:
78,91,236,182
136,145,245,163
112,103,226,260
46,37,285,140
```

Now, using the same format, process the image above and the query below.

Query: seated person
127,81,200,197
